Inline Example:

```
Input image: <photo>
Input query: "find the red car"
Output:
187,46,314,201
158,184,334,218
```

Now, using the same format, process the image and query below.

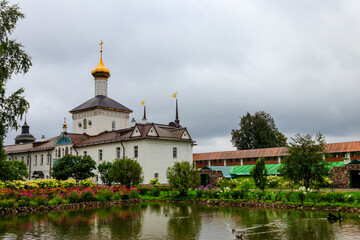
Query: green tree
51,155,96,183
51,155,75,180
279,133,330,190
0,0,31,180
166,161,200,196
72,155,96,183
0,159,28,181
231,111,287,150
250,157,268,190
109,157,143,187
98,161,113,186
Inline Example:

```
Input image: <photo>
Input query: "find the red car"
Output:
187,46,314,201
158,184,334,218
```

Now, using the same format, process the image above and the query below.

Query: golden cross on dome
99,40,104,52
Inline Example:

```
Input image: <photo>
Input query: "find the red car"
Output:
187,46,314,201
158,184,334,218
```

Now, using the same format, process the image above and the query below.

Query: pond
0,203,360,240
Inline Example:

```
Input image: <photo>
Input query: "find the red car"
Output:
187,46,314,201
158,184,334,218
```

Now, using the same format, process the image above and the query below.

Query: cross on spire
99,40,104,52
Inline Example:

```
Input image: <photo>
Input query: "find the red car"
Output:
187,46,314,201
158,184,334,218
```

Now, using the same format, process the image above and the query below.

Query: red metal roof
193,141,360,161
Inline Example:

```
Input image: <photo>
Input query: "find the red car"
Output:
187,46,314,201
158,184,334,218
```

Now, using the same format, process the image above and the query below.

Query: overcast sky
4,0,360,153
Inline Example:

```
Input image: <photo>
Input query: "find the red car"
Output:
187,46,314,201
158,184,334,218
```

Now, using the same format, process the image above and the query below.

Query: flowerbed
0,184,141,208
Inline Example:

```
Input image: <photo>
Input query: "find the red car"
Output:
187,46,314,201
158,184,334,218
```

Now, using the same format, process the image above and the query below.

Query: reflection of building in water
4,43,194,183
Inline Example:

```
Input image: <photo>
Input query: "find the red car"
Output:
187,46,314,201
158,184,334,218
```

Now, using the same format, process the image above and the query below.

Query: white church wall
75,139,193,184
72,109,130,135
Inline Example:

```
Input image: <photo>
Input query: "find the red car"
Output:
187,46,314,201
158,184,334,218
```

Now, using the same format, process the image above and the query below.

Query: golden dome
91,41,111,79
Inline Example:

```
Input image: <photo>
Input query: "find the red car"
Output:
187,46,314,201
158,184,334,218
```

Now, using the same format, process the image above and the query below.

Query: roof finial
100,40,104,52
63,117,67,133
91,40,110,79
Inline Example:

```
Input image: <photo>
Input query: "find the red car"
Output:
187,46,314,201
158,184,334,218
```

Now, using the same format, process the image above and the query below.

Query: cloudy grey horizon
4,0,360,153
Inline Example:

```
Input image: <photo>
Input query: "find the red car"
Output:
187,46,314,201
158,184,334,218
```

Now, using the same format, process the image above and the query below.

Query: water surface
0,203,359,240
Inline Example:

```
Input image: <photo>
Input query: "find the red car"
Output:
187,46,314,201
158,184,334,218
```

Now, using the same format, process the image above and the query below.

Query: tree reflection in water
0,204,359,239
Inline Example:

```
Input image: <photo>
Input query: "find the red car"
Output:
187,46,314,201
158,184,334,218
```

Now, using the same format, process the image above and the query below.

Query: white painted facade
95,79,108,96
72,109,130,135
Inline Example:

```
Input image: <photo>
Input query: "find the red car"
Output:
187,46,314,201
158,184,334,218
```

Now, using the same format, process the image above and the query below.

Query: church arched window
55,149,57,157
65,147,69,155
83,119,87,129
58,147,61,157
62,148,64,156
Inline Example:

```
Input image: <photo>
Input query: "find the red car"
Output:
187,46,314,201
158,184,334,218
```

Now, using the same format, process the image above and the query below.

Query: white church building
4,45,194,184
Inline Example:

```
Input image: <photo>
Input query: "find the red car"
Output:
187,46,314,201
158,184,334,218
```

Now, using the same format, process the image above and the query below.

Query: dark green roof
230,164,281,176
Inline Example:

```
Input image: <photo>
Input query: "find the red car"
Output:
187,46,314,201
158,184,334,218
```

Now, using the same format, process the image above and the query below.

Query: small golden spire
63,117,67,128
91,40,110,79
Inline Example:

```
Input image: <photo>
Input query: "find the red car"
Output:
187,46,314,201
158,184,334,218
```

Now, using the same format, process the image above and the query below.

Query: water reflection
0,204,359,240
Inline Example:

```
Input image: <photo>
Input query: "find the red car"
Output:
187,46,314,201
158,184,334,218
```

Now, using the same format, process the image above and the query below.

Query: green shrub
96,195,107,202
0,181,5,189
121,193,130,200
196,190,203,198
267,176,281,188
130,190,140,199
67,191,81,203
81,190,96,202
219,190,232,199
150,188,160,197
111,192,122,201
35,195,49,206
58,179,76,188
100,189,113,201
80,179,95,187
48,195,67,206
0,199,10,208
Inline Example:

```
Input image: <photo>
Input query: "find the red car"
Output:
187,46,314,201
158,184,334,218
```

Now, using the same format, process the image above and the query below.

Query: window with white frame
173,147,177,158
116,147,121,159
40,155,44,165
35,155,38,166
83,151,87,156
134,146,138,158
99,149,103,161
112,121,116,131
47,154,50,165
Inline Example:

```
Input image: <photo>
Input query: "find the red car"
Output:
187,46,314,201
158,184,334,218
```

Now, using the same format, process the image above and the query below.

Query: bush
48,195,67,206
0,181,5,189
80,179,94,187
58,179,76,188
111,192,122,201
100,189,113,201
150,188,160,197
130,190,140,199
250,158,268,190
166,161,199,196
109,158,144,187
80,189,96,202
267,175,281,188
67,191,81,203
35,194,49,206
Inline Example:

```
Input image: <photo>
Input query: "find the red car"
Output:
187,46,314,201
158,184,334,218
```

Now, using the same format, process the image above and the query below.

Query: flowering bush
80,189,97,202
80,179,95,187
0,181,5,189
6,180,26,190
59,179,76,188
266,175,281,188
149,178,160,187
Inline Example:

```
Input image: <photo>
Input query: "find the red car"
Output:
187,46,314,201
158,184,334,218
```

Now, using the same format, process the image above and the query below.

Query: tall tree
109,157,143,187
231,111,287,150
166,161,200,196
0,1,31,181
250,157,268,191
0,1,31,155
51,155,96,183
279,133,330,190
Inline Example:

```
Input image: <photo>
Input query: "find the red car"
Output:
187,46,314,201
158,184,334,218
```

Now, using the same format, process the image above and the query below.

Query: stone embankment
0,199,140,216
190,199,360,213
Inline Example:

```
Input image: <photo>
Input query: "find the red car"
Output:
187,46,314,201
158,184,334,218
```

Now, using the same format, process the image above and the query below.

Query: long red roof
193,141,360,161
